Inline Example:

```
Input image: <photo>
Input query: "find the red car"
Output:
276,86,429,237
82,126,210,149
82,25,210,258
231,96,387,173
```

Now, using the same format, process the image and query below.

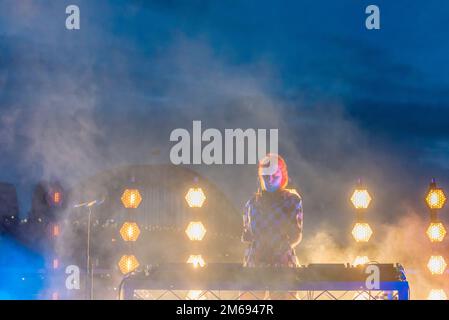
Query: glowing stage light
427,289,447,300
352,223,373,242
47,187,63,207
187,255,206,268
185,188,206,208
185,221,207,241
186,290,206,300
53,192,61,204
119,222,141,242
350,189,372,209
353,256,369,266
427,255,447,275
426,222,447,242
53,224,60,237
425,187,446,210
121,189,142,209
118,255,140,274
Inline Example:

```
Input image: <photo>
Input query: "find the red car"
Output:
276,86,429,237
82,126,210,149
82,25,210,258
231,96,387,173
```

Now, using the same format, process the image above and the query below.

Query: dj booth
121,263,410,300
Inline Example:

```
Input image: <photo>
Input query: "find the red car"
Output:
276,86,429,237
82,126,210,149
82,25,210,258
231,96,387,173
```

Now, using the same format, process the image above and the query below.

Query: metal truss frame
132,289,401,300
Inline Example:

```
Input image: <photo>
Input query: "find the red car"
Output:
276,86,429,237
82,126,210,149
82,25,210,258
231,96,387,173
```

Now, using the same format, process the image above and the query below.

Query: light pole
425,178,447,300
185,178,207,300
118,188,142,277
350,179,373,266
74,198,104,300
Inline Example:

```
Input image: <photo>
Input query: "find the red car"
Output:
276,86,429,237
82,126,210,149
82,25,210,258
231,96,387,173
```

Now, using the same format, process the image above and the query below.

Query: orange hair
258,153,289,190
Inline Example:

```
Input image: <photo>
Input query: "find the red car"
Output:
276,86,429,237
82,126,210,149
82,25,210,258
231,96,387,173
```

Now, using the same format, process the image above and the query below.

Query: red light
47,186,64,207
53,192,61,204
53,224,60,237
53,259,59,269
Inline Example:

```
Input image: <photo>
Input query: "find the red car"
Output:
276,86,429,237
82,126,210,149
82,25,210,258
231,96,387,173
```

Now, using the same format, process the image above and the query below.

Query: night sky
0,0,448,236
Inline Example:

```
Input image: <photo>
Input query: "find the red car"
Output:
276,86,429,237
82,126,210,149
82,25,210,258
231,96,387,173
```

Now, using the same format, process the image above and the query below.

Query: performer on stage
242,153,303,268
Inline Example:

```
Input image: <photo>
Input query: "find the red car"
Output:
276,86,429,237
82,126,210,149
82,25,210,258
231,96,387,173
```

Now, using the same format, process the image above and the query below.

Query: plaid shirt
242,188,303,267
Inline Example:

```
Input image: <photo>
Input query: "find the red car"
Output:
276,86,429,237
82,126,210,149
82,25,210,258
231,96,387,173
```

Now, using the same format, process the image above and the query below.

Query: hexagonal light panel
121,189,142,209
352,223,373,242
350,189,372,209
426,222,447,242
118,255,140,274
187,254,206,268
186,290,207,300
427,255,447,275
428,289,447,300
426,188,447,210
185,188,206,208
120,222,141,242
353,256,369,266
185,221,207,241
